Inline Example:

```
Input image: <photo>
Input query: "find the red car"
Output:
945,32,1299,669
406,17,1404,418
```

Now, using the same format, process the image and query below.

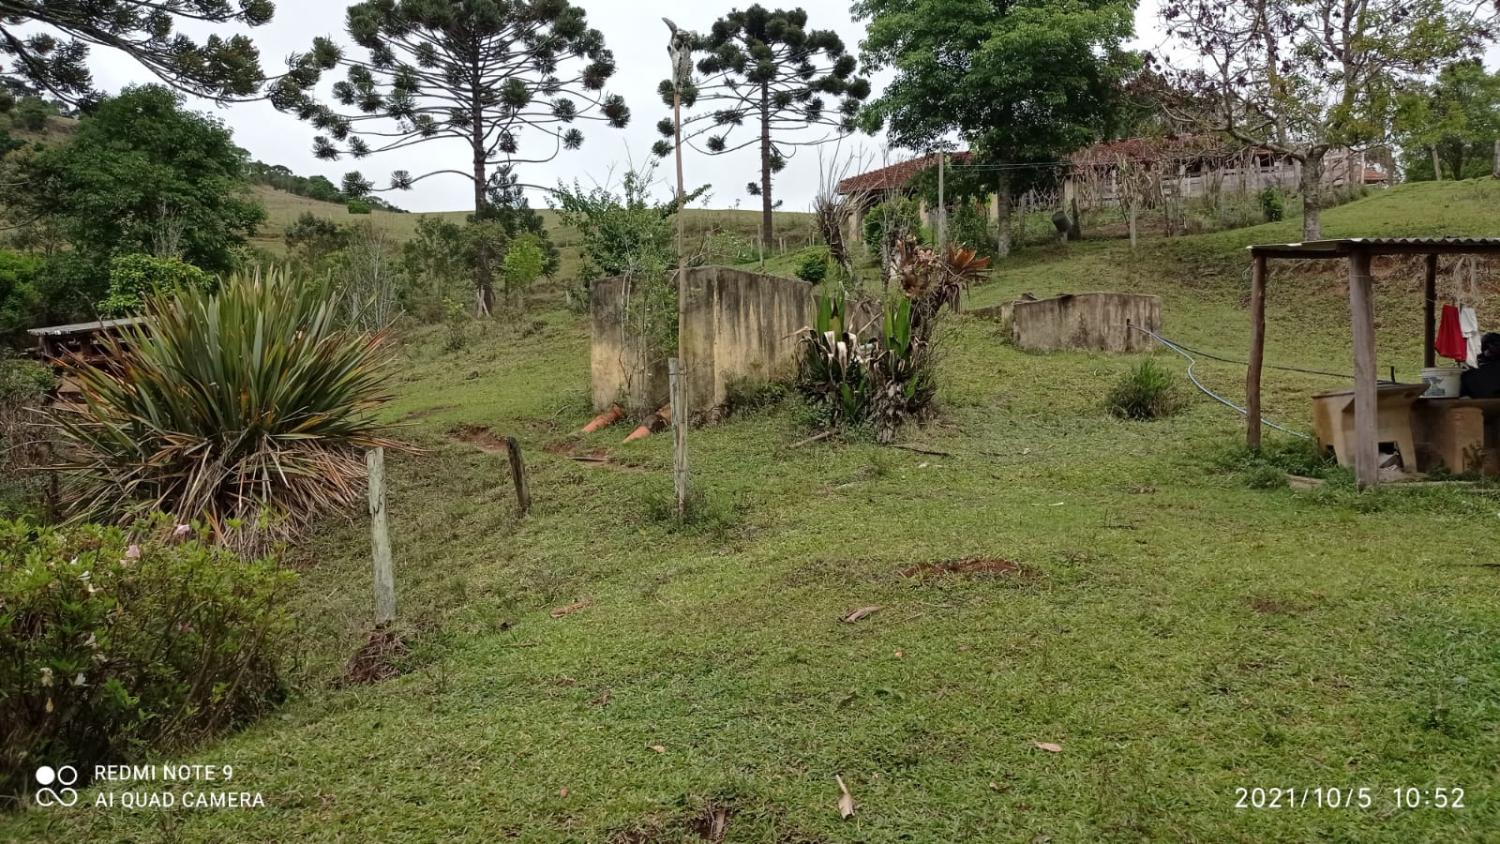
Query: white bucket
1420,366,1462,398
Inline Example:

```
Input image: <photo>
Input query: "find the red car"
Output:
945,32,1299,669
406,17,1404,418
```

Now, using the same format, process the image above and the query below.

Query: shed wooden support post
367,447,396,625
1423,253,1438,369
1347,250,1380,489
1247,254,1268,450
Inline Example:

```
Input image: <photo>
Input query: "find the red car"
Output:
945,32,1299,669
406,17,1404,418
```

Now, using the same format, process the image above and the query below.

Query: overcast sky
68,1,1494,214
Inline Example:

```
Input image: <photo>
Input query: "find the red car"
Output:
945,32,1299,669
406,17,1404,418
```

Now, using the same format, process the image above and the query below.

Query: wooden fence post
669,358,689,517
505,436,531,516
366,447,396,625
1246,254,1267,450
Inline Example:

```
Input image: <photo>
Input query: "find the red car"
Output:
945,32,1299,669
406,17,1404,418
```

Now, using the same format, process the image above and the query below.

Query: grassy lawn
5,183,1499,842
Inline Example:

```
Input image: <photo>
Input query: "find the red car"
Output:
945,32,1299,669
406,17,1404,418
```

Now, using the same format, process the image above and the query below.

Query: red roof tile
837,152,973,194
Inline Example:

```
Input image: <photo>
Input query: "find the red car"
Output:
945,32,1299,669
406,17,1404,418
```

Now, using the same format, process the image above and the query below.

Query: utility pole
937,151,947,251
666,19,693,517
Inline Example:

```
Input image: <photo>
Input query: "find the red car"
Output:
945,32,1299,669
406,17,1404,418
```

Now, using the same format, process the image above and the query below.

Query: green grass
5,182,1500,842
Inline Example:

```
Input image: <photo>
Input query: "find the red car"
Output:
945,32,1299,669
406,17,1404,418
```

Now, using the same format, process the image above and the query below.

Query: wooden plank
1347,250,1380,489
1247,254,1267,450
669,357,689,516
505,436,531,516
1423,252,1438,369
366,448,396,625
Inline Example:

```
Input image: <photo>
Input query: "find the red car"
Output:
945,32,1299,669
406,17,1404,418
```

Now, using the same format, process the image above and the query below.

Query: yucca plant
797,296,871,426
51,268,400,546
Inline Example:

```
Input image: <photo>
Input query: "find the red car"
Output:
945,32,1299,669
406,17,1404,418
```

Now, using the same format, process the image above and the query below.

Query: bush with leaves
0,355,55,516
0,250,44,343
1259,187,1286,223
401,216,468,323
99,254,216,316
798,242,986,441
1107,359,1186,420
51,269,401,548
0,517,293,801
502,233,546,310
796,251,830,284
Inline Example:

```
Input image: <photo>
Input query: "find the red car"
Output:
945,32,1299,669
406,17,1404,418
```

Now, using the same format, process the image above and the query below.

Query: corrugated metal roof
26,317,148,337
1249,237,1500,257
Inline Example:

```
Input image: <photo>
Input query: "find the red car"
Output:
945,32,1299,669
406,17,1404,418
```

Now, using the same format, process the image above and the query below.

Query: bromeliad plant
51,268,401,547
798,241,987,441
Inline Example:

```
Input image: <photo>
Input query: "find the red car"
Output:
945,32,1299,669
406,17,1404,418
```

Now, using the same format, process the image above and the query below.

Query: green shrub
1259,187,1286,222
950,201,994,258
862,198,923,256
0,517,293,800
722,375,790,416
0,356,56,516
0,250,44,342
1107,359,1186,420
52,269,401,547
100,254,216,316
796,251,829,284
346,199,374,215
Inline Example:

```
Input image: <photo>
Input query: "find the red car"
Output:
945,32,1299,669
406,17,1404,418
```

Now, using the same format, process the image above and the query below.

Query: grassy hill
5,181,1499,842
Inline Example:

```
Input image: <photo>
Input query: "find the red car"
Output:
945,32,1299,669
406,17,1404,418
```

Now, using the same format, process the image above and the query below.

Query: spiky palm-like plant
52,269,400,545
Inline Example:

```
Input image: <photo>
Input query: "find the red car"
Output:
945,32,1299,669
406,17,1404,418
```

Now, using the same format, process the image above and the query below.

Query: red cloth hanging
1436,304,1468,363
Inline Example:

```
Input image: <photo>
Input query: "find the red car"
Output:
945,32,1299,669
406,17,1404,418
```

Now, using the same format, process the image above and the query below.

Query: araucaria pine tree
0,0,273,107
652,5,870,250
273,0,629,313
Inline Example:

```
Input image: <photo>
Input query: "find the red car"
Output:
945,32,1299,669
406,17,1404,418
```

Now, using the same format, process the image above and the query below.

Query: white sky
67,1,1498,213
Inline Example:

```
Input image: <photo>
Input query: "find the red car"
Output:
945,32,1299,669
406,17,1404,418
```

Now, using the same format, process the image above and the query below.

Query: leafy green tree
18,86,264,274
485,165,560,277
1396,60,1500,181
0,0,272,105
283,212,350,268
0,250,43,341
654,6,870,250
1161,0,1495,238
855,0,1137,256
501,233,546,307
100,254,217,315
274,0,629,312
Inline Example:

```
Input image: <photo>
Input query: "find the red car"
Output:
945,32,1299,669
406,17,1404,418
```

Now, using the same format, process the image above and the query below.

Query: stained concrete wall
1010,292,1160,353
591,267,823,413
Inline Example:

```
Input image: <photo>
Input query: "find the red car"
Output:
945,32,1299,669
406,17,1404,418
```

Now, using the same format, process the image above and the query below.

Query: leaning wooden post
1347,249,1380,489
1423,252,1438,369
505,436,531,516
1247,253,1268,450
366,447,396,625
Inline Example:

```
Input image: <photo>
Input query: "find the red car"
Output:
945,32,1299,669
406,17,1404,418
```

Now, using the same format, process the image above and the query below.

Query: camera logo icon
34,765,79,808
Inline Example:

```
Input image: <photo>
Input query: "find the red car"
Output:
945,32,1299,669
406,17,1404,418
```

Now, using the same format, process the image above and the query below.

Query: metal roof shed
1245,237,1500,489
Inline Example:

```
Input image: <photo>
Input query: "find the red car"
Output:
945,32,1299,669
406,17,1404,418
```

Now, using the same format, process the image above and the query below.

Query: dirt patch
543,439,651,473
403,404,458,421
450,424,509,455
900,557,1029,579
342,626,411,686
690,803,732,842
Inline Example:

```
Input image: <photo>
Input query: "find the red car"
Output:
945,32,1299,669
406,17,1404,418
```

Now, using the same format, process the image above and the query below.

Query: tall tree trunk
471,143,493,317
1430,146,1443,181
1300,152,1325,241
994,173,1012,258
1493,138,1500,179
470,74,493,316
758,83,774,251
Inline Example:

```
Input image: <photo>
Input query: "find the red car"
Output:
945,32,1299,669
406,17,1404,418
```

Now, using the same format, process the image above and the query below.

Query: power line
1129,325,1313,439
